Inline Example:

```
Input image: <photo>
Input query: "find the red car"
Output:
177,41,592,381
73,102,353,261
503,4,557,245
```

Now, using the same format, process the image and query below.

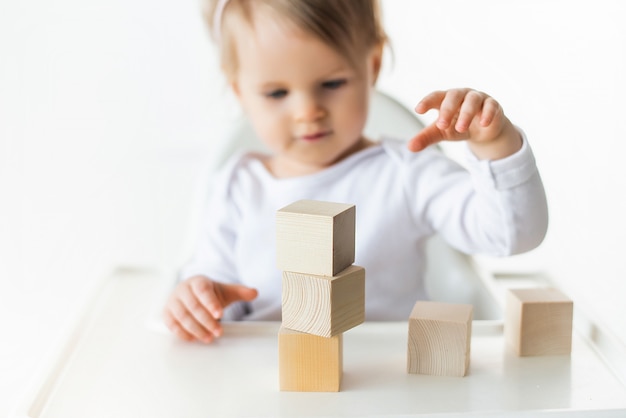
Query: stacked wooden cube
276,200,365,392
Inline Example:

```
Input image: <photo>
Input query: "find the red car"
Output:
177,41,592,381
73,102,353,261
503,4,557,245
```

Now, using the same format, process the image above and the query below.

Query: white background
1,0,625,414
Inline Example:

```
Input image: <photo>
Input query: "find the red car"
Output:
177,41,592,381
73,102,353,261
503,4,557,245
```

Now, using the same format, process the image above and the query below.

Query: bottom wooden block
407,301,473,377
278,326,343,392
505,288,573,356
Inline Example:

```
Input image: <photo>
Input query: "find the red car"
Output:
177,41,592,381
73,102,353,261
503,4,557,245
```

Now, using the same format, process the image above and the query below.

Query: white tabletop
12,270,626,418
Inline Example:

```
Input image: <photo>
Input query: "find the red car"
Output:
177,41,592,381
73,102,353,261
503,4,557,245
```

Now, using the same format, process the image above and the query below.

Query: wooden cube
276,200,355,277
282,265,365,337
505,288,573,356
407,301,473,377
278,327,343,392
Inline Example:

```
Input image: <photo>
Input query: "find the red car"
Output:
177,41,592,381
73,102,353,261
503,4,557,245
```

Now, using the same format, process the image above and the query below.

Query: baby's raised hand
163,275,258,343
408,88,521,160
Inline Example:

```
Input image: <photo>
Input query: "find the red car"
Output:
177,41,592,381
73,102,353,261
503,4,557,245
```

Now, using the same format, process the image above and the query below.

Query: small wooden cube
505,288,573,356
407,301,473,377
282,265,365,337
276,200,355,277
278,327,343,392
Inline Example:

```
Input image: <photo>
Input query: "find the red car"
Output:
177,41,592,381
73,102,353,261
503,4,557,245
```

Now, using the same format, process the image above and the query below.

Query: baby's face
230,10,381,177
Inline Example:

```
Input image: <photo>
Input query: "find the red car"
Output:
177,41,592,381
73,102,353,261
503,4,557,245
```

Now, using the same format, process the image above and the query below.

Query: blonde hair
204,0,387,81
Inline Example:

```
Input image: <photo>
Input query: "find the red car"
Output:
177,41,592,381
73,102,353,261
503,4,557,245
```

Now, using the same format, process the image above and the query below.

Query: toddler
163,0,548,343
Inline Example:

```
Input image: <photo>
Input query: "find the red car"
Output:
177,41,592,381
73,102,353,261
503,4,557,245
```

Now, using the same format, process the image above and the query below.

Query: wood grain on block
282,265,365,337
276,200,355,277
407,301,473,377
278,326,343,392
505,288,573,356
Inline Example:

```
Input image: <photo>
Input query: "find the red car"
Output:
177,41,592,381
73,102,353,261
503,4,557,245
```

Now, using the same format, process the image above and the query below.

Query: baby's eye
265,89,288,99
322,79,347,90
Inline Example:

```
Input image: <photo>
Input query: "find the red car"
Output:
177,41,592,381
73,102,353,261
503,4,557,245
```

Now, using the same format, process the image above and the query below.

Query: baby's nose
294,95,326,122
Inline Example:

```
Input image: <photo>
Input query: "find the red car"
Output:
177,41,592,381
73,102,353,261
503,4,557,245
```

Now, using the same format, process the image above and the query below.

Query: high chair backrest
185,90,501,320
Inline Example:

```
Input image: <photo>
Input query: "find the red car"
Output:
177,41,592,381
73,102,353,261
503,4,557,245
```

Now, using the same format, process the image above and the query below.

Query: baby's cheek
348,103,369,135
351,90,370,123
256,118,290,150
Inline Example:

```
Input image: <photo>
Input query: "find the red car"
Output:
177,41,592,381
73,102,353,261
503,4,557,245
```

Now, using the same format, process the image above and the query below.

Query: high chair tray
12,269,626,417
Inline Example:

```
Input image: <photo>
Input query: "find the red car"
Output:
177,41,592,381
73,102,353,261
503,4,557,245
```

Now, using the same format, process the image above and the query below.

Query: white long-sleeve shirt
181,136,548,321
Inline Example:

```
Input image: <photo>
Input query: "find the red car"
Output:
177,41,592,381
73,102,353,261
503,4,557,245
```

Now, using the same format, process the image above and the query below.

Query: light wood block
505,288,573,356
407,301,473,377
282,265,365,337
278,326,343,392
276,200,355,277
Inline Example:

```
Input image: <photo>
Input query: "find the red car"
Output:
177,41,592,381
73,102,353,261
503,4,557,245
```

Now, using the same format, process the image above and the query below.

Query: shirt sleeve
409,131,548,257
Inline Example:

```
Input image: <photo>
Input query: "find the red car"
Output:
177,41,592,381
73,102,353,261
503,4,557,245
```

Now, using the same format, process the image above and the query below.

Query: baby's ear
369,42,384,85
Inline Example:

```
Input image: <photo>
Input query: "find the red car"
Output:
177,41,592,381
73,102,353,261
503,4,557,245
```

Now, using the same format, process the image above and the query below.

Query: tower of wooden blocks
276,200,365,392
407,301,473,377
505,288,573,356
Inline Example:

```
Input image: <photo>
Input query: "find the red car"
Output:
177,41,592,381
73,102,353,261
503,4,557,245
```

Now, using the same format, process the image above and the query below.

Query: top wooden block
276,200,355,277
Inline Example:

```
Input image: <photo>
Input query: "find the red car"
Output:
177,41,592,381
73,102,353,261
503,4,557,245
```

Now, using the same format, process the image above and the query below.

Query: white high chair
187,90,501,320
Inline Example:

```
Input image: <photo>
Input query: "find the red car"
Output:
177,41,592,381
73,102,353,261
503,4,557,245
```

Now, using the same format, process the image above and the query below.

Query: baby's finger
456,90,484,132
436,89,468,129
180,278,222,337
407,123,445,152
181,288,222,337
191,278,225,322
414,90,446,114
479,96,501,127
180,284,224,338
170,299,213,343
163,309,196,342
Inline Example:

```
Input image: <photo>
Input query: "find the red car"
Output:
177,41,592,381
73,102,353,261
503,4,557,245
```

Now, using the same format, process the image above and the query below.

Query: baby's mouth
301,130,332,141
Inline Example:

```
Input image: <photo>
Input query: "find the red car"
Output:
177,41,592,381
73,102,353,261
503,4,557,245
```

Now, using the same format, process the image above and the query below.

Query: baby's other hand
163,276,258,343
408,88,521,160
